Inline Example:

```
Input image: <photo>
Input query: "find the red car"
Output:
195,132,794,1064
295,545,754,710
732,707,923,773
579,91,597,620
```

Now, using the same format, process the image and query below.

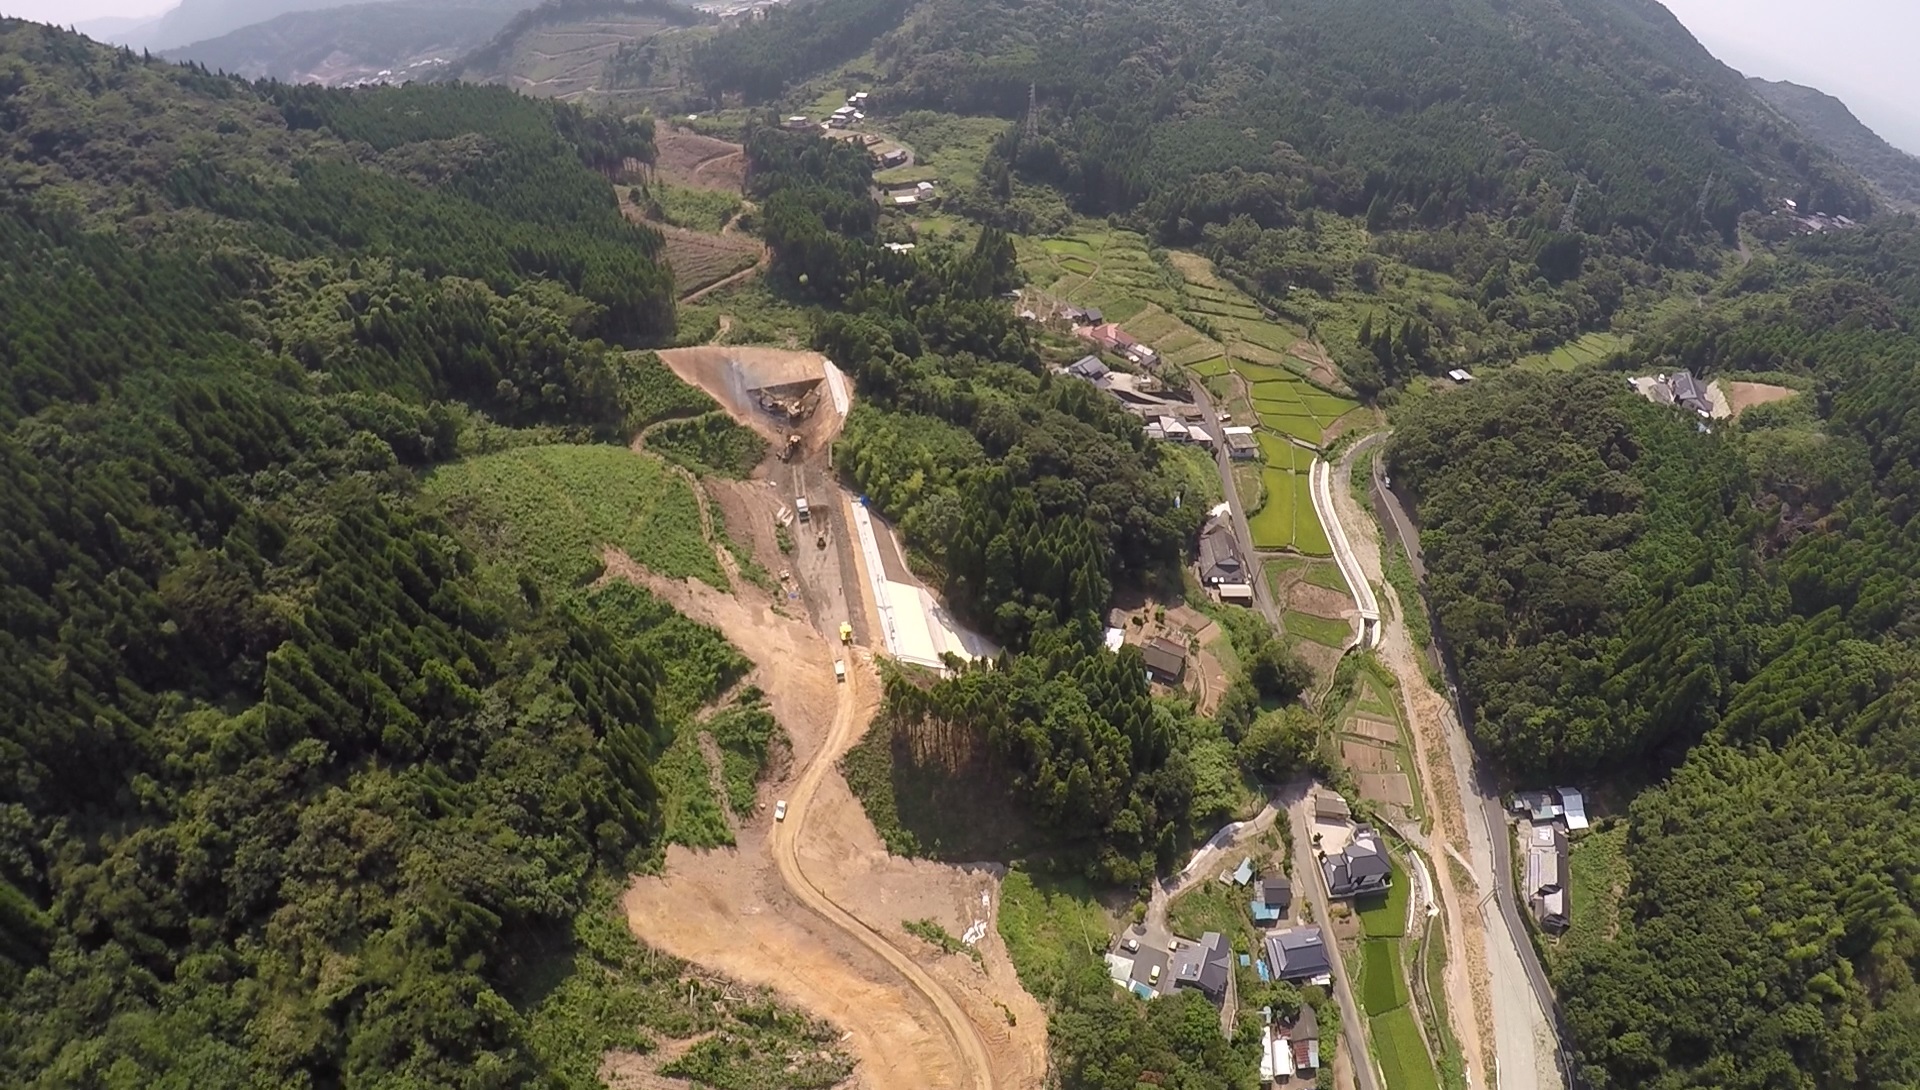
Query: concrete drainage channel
1310,454,1381,649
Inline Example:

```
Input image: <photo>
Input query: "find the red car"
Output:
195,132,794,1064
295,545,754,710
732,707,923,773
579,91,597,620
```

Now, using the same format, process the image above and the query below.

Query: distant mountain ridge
162,0,530,84
102,0,392,50
1751,77,1920,211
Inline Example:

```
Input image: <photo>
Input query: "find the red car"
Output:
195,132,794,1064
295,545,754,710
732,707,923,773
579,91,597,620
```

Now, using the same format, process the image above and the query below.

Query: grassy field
647,181,741,232
1266,556,1351,596
997,869,1115,999
1357,855,1411,938
1161,443,1226,512
1167,878,1255,948
1361,937,1409,1015
424,444,722,589
1515,330,1628,372
1373,1006,1442,1090
1285,610,1352,648
870,112,1010,189
1554,824,1631,966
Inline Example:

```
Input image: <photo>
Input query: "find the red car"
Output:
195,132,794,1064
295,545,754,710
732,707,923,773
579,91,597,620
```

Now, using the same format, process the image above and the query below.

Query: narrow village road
1288,795,1382,1090
768,651,997,1090
1189,380,1282,628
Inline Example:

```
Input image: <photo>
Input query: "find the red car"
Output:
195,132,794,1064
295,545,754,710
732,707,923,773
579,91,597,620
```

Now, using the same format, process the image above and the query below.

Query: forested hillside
0,21,830,1086
1387,221,1920,1086
681,0,1880,388
1751,77,1920,211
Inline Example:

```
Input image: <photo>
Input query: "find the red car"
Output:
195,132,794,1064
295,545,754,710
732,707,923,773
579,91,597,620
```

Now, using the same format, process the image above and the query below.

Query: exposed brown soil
655,126,747,193
603,347,1044,1090
1283,581,1353,621
653,346,838,447
1725,380,1798,417
1357,772,1415,807
1341,739,1401,773
1344,716,1400,743
661,226,762,297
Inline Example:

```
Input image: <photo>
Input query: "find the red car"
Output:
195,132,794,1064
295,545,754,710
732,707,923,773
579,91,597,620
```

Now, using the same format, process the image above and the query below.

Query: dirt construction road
615,344,1041,1089
772,651,995,1090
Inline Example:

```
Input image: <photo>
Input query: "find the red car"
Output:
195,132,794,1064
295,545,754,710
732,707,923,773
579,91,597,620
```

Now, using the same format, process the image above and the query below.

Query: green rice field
1361,938,1409,1015
1372,1007,1441,1090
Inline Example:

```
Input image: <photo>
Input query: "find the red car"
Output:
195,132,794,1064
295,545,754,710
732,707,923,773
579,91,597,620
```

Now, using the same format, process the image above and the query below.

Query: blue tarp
1129,982,1155,1000
1232,858,1255,885
1250,900,1281,923
1239,953,1252,967
1256,958,1271,982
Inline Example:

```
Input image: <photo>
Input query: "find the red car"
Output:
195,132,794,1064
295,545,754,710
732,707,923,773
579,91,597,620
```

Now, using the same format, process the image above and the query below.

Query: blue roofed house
1250,876,1292,924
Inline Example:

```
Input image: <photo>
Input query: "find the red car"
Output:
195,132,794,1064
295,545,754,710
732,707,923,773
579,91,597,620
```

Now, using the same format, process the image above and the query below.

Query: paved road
1366,449,1571,1090
1287,794,1382,1090
1189,381,1282,628
769,651,997,1090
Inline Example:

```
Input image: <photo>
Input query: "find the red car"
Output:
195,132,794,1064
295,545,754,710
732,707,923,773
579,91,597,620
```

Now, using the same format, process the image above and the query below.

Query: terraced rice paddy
1247,440,1331,556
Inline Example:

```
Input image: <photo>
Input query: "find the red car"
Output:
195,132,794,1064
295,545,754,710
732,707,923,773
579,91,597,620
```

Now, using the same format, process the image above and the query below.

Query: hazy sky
0,0,174,26
1659,0,1920,155
0,0,1915,154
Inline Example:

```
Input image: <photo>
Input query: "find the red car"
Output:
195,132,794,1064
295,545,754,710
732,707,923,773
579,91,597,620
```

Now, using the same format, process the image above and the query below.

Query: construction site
629,347,1034,1090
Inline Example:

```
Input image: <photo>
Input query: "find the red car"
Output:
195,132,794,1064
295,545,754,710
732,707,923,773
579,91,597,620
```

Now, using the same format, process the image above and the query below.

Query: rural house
1322,826,1392,898
1287,1003,1320,1073
1224,426,1259,460
1198,523,1246,585
1141,637,1187,684
1264,926,1331,983
1080,322,1138,351
1064,355,1110,382
1670,371,1713,416
1525,823,1571,934
1174,931,1233,1003
1250,876,1292,924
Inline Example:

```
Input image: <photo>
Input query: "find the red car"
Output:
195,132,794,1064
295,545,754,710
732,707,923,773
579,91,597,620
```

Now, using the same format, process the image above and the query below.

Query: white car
774,800,788,822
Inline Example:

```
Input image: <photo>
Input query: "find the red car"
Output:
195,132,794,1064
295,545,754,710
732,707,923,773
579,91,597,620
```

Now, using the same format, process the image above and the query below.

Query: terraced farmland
1247,440,1330,556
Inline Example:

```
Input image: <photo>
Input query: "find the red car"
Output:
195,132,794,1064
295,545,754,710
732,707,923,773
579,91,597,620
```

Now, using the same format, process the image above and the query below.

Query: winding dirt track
770,651,996,1090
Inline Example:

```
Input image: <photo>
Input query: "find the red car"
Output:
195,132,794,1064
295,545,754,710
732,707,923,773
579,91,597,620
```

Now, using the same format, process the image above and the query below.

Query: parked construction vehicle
780,434,802,462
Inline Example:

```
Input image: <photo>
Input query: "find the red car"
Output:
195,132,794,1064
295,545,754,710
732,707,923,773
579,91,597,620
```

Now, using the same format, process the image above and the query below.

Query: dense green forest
1388,221,1920,1087
0,22,838,1087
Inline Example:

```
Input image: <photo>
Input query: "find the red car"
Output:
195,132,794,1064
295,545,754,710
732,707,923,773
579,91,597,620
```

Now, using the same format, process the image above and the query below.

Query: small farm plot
1372,1007,1442,1090
1361,938,1409,1015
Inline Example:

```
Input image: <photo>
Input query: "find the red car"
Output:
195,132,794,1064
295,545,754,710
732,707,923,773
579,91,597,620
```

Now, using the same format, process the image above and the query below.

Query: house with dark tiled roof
1173,931,1233,1003
1322,826,1392,899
